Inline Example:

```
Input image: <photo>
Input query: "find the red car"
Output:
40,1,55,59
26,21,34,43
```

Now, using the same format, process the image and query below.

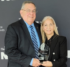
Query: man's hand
32,58,41,67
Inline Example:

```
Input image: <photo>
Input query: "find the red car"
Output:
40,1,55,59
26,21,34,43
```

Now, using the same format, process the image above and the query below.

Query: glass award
38,43,50,63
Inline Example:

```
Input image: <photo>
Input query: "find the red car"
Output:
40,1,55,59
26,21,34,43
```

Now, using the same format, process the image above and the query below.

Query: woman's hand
41,61,53,67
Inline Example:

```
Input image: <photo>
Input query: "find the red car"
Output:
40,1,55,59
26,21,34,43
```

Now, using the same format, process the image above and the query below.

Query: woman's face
42,19,55,36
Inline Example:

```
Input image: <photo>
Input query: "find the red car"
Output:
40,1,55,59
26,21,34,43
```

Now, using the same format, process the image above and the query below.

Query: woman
40,16,67,67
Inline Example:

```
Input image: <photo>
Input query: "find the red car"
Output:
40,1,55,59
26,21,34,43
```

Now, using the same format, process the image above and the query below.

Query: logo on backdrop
0,0,15,1
0,47,8,60
0,26,5,32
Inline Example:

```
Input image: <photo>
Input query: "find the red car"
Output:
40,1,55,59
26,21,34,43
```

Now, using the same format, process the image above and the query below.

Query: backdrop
0,0,70,67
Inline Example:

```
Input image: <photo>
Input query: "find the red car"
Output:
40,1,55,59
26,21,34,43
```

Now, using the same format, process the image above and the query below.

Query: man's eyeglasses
22,9,37,13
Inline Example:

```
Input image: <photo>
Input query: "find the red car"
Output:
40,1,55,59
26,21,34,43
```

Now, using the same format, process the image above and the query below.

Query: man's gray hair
21,1,36,9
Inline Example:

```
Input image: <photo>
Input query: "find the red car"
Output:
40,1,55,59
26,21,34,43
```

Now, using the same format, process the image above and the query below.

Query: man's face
20,3,36,25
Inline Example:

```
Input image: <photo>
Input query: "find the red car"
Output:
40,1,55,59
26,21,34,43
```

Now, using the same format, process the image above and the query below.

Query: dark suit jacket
41,35,67,67
5,19,41,67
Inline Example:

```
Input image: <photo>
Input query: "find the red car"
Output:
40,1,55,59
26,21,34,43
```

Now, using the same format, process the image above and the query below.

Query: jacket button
53,52,55,55
53,59,56,61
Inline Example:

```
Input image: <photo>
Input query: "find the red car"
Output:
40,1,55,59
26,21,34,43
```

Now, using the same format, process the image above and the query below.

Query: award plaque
38,43,50,63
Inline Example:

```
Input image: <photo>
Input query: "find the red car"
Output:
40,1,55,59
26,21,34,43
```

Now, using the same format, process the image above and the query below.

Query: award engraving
38,43,50,62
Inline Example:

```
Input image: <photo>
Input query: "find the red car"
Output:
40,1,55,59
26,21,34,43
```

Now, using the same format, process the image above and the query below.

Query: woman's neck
46,33,54,40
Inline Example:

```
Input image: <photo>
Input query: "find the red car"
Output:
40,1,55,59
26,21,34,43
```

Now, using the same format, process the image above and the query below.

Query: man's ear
20,10,23,17
20,10,22,15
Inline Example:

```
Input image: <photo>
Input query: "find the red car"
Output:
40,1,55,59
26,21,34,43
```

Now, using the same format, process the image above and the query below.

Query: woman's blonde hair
41,16,59,43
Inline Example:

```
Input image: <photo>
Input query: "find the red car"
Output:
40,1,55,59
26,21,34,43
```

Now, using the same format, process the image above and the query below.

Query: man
5,1,41,67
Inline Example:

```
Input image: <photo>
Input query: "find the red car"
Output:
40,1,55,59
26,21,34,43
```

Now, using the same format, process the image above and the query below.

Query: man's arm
5,25,41,67
5,25,32,67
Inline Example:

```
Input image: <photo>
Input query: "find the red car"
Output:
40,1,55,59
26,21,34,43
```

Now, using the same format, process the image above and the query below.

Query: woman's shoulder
56,35,67,42
57,35,66,39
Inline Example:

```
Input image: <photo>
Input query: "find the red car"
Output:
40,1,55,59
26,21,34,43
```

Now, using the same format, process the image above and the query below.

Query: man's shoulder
7,19,23,31
9,19,21,27
34,21,41,27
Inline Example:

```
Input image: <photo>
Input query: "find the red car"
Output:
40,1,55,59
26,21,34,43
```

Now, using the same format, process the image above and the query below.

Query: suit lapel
20,19,41,48
48,35,58,60
20,19,34,48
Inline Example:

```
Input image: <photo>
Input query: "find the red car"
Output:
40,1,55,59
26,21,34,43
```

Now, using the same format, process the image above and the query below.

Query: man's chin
28,20,34,23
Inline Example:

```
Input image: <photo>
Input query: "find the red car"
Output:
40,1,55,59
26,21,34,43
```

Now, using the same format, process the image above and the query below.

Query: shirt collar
24,20,34,28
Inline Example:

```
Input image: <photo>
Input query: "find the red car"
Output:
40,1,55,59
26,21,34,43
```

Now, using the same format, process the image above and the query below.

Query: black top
40,34,67,67
45,33,57,47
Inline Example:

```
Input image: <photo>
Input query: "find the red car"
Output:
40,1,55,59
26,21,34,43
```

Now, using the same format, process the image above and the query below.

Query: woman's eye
44,25,47,26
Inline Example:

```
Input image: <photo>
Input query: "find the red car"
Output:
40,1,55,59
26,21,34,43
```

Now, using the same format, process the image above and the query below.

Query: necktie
30,25,38,58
